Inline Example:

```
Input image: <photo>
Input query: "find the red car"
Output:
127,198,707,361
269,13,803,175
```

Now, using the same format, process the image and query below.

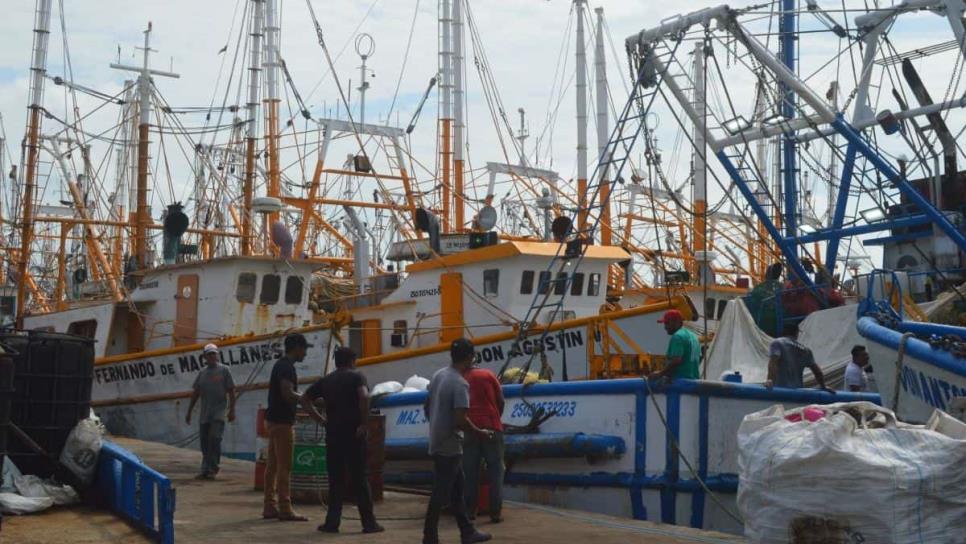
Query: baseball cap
284,333,314,351
203,343,219,354
450,337,476,362
657,309,684,323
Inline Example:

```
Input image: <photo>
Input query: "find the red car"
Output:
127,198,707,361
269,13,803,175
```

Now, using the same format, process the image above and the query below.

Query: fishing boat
0,0,709,462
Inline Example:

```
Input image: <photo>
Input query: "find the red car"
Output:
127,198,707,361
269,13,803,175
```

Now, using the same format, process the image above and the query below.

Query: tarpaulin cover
704,301,865,389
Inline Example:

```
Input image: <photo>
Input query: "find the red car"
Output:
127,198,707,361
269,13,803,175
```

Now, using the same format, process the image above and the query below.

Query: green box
292,444,327,475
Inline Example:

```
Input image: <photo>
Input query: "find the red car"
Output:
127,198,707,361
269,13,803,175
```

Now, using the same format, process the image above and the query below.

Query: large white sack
737,402,966,543
59,418,104,485
13,475,79,506
371,381,403,396
1,457,22,493
403,375,430,391
0,493,54,514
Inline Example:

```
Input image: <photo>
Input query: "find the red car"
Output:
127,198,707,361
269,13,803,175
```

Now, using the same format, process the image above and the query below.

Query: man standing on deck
649,309,701,380
844,345,873,392
185,343,236,480
423,338,494,544
765,322,834,392
300,346,384,534
463,359,505,523
262,333,312,522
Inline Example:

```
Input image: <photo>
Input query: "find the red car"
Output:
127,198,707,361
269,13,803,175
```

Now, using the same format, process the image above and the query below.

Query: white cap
203,343,219,354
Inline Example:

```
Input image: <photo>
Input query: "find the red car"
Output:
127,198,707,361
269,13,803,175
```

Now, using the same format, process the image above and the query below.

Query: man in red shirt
462,362,505,523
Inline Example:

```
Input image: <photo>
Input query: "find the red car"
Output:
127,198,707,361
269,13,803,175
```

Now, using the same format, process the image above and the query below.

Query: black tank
1,330,94,478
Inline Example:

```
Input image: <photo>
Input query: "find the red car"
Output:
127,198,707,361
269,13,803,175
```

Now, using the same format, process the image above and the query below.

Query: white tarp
0,474,79,515
704,301,863,388
738,402,966,543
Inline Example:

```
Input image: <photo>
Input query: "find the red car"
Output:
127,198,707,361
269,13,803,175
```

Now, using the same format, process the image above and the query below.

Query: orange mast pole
16,0,52,327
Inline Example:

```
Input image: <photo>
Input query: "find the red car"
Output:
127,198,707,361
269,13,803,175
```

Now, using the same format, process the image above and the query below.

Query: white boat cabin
347,240,630,358
24,257,318,358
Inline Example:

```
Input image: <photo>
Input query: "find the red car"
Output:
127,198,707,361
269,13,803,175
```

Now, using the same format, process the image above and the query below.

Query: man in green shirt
649,309,701,380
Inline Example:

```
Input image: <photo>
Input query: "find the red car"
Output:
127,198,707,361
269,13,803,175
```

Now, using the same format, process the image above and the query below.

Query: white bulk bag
59,418,104,485
403,375,430,391
737,402,966,544
370,381,404,397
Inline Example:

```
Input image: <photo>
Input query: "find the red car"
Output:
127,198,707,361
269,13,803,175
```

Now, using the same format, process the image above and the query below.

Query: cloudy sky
0,0,961,272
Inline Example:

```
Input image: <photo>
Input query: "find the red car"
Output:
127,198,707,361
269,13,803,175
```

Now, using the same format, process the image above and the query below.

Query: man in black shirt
263,333,312,522
301,346,384,534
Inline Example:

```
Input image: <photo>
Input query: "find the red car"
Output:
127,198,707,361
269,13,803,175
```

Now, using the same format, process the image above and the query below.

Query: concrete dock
5,437,745,543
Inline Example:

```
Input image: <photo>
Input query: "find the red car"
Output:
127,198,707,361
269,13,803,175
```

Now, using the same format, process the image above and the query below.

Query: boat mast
575,0,589,233
134,26,154,270
439,0,453,232
113,80,133,281
453,0,466,232
263,0,281,234
753,81,769,280
242,0,264,256
109,23,179,272
516,108,529,167
16,0,53,327
594,6,611,247
692,41,708,281
779,0,799,244
356,34,374,125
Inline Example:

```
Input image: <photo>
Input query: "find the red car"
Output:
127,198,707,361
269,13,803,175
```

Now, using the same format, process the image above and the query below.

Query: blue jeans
199,420,225,475
462,431,504,517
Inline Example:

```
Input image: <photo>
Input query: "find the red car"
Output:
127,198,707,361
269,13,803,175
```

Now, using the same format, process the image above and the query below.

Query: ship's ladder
497,39,685,381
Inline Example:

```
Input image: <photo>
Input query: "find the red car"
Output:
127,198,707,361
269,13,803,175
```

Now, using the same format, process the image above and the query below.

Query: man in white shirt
844,345,872,392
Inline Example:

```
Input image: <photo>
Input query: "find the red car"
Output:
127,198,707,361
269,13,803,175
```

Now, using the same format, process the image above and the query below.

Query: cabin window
285,276,304,304
67,319,97,339
537,271,552,295
236,273,257,303
705,297,717,319
0,296,14,318
588,273,601,296
483,269,500,296
391,320,408,347
554,272,568,295
718,299,728,320
260,274,281,304
571,273,585,296
520,270,535,295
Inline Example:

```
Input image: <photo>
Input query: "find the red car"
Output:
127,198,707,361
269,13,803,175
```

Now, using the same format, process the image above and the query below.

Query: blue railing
95,441,176,544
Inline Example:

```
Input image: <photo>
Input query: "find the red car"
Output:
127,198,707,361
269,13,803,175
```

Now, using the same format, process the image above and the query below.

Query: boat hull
858,316,966,423
374,378,878,535
92,327,336,459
